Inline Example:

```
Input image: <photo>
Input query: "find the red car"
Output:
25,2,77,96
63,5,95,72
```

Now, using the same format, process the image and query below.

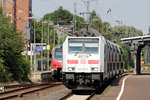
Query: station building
0,0,32,48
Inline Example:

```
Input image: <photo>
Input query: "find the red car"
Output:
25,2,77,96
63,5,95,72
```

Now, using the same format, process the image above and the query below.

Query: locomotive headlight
94,68,98,71
91,67,98,71
68,67,75,71
68,67,72,71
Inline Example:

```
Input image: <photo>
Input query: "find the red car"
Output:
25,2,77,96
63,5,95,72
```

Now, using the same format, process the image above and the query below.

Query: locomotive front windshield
68,38,99,54
54,48,62,61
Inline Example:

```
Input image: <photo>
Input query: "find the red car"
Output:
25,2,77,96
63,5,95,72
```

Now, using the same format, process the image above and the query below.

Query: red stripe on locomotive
68,60,78,64
88,60,99,64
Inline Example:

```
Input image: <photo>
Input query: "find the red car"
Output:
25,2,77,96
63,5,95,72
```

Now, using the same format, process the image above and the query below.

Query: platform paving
99,71,150,100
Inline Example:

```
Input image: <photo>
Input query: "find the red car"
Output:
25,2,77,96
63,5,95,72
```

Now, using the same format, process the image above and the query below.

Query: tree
111,25,143,39
75,15,85,30
43,7,85,30
0,8,30,82
90,16,112,40
43,6,73,25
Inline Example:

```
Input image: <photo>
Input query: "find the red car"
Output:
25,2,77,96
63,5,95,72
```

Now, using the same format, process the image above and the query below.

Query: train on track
51,45,62,80
62,29,124,90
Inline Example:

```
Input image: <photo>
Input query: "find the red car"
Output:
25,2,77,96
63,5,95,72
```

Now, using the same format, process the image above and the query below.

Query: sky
32,0,150,34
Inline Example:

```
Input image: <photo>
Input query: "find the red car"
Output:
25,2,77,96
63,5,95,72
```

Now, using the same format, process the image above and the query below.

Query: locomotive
51,45,62,80
62,29,123,90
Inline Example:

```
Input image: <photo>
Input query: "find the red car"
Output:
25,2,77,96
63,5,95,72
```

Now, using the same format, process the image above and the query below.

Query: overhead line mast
73,2,77,32
81,0,98,31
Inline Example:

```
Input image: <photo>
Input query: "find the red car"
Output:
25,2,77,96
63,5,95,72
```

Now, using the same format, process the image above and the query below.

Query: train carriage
51,45,62,80
62,29,123,90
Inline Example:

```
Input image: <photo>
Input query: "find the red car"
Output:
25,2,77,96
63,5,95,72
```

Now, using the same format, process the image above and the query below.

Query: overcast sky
32,0,150,34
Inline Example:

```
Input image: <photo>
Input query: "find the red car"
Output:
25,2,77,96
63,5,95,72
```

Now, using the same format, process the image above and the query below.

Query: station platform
30,71,53,82
99,71,150,100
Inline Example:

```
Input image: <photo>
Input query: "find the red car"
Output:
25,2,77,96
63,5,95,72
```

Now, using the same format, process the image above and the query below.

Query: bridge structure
121,35,150,74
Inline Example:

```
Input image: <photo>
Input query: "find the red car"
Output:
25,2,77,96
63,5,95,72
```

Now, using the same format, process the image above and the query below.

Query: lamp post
47,23,50,71
41,21,48,71
33,19,36,72
41,21,44,72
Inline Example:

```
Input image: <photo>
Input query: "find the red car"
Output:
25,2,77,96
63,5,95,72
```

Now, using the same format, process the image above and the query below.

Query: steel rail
0,83,62,100
86,92,96,100
58,91,73,100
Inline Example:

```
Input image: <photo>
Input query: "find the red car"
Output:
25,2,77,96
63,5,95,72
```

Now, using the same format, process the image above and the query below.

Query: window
54,48,62,61
68,41,82,53
85,41,98,54
68,39,99,54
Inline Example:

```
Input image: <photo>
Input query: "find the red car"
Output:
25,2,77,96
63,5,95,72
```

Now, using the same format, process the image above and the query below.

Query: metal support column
137,48,141,74
134,48,141,75
30,43,32,68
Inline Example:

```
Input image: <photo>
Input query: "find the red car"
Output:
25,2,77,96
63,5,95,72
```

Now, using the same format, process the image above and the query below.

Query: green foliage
43,6,84,31
75,15,85,30
90,16,112,40
116,38,134,69
31,20,59,57
111,25,143,39
43,6,73,25
111,26,143,69
0,8,30,82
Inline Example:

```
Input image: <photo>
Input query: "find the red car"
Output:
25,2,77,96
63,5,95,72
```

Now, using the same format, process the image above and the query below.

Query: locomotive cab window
53,48,62,61
68,41,82,53
68,38,99,54
85,41,98,54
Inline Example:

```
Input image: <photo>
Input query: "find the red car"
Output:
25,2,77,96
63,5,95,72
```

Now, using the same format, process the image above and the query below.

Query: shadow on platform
141,71,150,75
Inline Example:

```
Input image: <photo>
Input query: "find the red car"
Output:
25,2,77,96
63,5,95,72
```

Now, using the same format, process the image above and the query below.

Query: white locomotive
62,29,123,90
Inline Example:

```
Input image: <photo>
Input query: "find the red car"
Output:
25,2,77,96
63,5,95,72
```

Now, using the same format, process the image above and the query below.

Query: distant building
54,25,73,44
0,0,32,47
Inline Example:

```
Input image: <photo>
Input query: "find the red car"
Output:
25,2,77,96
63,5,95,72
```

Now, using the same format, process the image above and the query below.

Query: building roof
54,25,73,36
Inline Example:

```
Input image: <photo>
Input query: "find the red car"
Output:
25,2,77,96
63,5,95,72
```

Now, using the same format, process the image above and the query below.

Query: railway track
0,82,62,100
58,91,73,100
58,91,96,100
1,82,52,92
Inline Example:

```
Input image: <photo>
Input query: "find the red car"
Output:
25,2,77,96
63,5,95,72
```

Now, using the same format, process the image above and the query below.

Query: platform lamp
41,21,48,72
47,21,54,71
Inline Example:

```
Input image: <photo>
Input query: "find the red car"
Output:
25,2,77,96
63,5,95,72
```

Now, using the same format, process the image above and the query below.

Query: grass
96,85,111,100
101,85,111,96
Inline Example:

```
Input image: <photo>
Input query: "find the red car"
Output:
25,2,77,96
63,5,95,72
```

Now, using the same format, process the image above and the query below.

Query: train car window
106,40,110,49
54,48,62,61
120,48,123,53
110,63,112,71
112,45,116,52
112,53,113,61
109,42,112,50
119,55,121,61
107,63,109,73
117,63,119,69
115,54,117,61
109,51,110,61
121,63,123,68
104,45,106,57
113,63,115,70
115,46,119,53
